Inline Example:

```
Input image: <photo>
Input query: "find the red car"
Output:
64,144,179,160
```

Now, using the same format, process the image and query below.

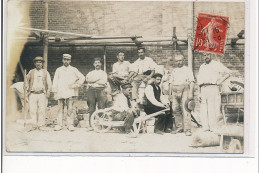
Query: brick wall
26,1,244,37
16,1,245,113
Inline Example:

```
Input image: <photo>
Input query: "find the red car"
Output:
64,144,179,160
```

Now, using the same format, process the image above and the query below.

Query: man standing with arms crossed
127,47,157,101
108,52,131,95
52,54,85,131
197,52,231,132
27,56,52,131
86,57,108,126
169,55,195,136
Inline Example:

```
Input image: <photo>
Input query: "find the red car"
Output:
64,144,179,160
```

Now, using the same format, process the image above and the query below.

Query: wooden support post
23,69,28,126
187,29,193,70
172,27,177,50
103,46,107,72
43,1,48,70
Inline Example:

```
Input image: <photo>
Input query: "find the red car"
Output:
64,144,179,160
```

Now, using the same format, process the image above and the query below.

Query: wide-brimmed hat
33,56,44,63
184,99,196,112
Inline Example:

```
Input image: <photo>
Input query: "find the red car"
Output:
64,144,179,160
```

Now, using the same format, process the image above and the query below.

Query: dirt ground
5,121,224,153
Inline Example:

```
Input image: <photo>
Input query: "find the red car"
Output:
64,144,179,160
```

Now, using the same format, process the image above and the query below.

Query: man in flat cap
110,83,139,134
108,52,131,95
127,47,158,102
26,56,52,130
52,54,85,131
144,73,170,134
169,54,195,136
86,57,108,126
197,52,231,132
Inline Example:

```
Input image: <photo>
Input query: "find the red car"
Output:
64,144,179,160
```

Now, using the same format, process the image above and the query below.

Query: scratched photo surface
5,1,245,153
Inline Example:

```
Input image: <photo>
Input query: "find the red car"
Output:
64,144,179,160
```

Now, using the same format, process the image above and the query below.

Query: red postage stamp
193,13,229,54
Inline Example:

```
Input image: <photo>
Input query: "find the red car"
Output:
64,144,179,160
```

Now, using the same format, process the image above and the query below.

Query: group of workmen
24,46,231,136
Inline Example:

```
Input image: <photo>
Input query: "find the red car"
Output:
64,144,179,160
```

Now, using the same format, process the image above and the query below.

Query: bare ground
5,122,223,153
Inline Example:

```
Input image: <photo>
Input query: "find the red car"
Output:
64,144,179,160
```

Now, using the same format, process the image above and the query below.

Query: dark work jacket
145,83,161,108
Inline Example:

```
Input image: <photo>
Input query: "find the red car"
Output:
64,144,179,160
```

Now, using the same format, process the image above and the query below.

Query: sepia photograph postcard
3,0,253,155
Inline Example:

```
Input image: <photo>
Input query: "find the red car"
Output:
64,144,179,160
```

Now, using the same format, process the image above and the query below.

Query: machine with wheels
90,108,170,134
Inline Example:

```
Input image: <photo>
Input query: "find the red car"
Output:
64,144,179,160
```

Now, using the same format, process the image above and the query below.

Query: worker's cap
152,73,163,79
63,54,72,59
184,99,196,112
33,56,44,63
121,83,133,90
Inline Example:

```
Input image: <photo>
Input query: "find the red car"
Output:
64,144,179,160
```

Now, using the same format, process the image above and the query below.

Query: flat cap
152,73,163,78
33,56,44,62
121,83,133,89
63,54,72,59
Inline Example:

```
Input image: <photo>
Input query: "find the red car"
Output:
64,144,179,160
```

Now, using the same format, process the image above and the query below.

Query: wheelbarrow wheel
90,110,112,133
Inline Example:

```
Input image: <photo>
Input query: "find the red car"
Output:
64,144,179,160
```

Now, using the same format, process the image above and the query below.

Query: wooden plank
43,1,48,70
187,29,193,70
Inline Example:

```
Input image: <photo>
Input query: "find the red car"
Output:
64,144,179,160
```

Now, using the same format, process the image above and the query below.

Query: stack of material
45,100,89,127
191,131,220,147
146,118,155,134
46,105,59,126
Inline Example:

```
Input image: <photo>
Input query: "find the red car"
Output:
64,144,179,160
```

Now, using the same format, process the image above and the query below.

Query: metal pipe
18,27,92,38
18,27,143,40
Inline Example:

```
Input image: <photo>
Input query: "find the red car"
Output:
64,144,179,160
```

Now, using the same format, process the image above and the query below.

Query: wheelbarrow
90,108,170,134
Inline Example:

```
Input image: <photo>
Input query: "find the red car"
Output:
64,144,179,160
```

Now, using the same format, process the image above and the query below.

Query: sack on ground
191,131,220,147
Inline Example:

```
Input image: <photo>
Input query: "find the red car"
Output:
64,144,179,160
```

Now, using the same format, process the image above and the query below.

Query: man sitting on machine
110,83,139,134
143,73,171,134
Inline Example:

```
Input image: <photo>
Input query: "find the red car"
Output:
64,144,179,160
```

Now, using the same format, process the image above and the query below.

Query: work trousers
112,109,138,132
144,106,170,132
132,74,153,100
107,75,126,92
200,85,221,132
170,85,191,132
86,87,107,125
57,97,75,127
29,93,47,127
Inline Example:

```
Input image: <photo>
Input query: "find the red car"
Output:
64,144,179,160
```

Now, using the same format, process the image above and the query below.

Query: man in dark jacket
143,73,171,134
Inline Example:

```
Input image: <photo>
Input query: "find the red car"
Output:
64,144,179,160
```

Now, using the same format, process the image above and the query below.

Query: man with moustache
108,52,131,95
86,57,108,126
111,83,139,134
144,73,170,134
127,47,157,101
26,56,52,130
169,54,195,136
197,52,231,132
52,54,85,131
